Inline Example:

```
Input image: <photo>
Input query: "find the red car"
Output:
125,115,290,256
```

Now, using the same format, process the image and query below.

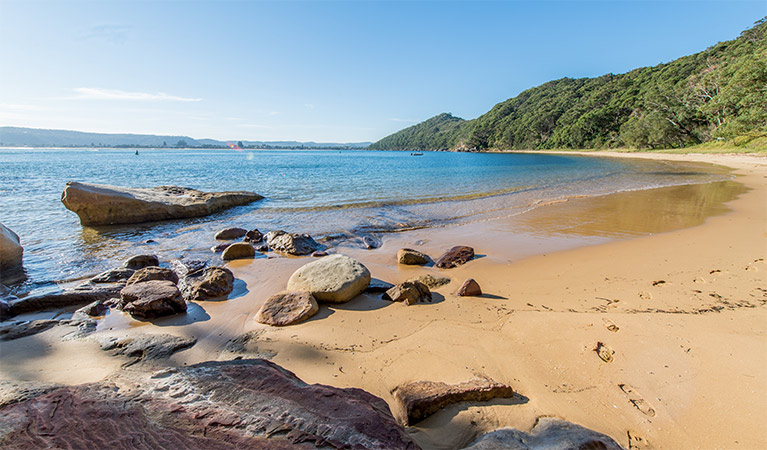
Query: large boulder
179,266,234,301
255,291,319,326
126,267,179,285
0,359,419,449
119,280,186,319
435,245,475,269
266,230,319,255
0,223,23,269
61,182,263,226
287,254,370,303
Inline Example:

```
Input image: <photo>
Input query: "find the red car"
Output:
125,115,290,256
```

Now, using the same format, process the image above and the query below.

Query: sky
0,0,764,143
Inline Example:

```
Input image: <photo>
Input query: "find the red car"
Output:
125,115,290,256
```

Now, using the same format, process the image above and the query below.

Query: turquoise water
0,148,726,293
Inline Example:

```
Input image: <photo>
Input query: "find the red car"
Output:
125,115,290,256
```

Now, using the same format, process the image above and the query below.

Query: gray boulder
214,227,247,240
119,280,186,319
465,417,624,450
0,223,23,269
180,266,234,301
123,254,159,270
266,230,319,255
287,254,370,303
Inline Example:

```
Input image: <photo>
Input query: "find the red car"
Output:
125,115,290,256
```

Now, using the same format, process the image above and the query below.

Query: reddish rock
457,278,482,296
393,377,514,426
0,359,419,449
255,291,319,326
435,246,475,269
126,267,179,285
383,281,432,306
119,280,186,318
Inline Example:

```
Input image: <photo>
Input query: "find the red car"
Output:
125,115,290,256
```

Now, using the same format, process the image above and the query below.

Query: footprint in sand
651,280,666,287
627,430,652,449
595,342,615,363
709,269,721,275
619,384,656,417
638,291,652,300
693,277,706,284
602,318,620,332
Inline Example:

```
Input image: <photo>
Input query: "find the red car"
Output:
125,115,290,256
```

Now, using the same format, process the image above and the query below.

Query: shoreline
1,152,765,449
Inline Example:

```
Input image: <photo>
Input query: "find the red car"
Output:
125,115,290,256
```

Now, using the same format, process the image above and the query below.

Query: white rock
287,254,370,303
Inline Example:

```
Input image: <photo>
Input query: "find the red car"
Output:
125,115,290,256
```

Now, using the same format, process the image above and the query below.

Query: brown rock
0,359,419,449
383,281,432,306
397,248,430,265
126,267,179,285
119,280,186,319
265,230,319,255
393,377,514,426
435,246,474,269
244,229,263,243
221,242,255,260
180,267,234,301
255,291,319,326
90,267,135,283
123,254,159,270
457,278,482,296
465,417,624,450
408,273,451,289
61,182,263,226
74,300,108,317
214,227,247,240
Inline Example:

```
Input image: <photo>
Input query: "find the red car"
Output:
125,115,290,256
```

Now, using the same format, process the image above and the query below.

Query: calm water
0,148,728,293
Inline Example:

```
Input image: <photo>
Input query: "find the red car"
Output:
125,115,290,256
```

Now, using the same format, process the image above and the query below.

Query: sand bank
1,153,765,449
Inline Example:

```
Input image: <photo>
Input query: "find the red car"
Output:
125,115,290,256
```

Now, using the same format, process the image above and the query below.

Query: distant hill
369,18,767,151
0,127,371,149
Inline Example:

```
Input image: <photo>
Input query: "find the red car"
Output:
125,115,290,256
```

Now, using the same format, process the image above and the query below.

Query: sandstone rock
457,278,482,296
221,242,255,260
435,245,475,269
0,223,23,269
61,182,264,226
393,376,514,426
215,227,247,240
0,359,418,449
90,267,135,283
0,320,58,341
255,291,319,326
465,417,624,450
6,284,123,317
383,281,432,306
126,266,179,285
123,254,159,270
73,300,108,317
409,273,451,289
180,266,234,301
397,248,430,265
365,278,395,293
96,334,197,366
287,254,370,303
244,228,263,243
0,380,61,408
119,280,186,319
266,230,319,255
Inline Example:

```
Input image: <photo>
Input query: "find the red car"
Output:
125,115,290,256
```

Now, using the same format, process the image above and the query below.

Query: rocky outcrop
215,227,247,240
435,246,475,269
397,248,430,265
61,182,263,226
383,281,432,306
266,230,319,255
96,334,197,366
465,417,624,450
179,266,234,301
221,242,255,260
123,254,159,270
393,377,514,426
287,254,370,303
0,223,23,269
126,266,179,285
119,280,186,319
73,300,108,317
457,279,482,296
255,291,319,326
0,320,58,341
0,359,419,449
409,274,451,289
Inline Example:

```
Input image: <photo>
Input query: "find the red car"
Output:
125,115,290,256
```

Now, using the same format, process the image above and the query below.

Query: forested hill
369,18,766,151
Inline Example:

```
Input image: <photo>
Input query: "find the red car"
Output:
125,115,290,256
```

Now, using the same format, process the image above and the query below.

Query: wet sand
1,152,765,449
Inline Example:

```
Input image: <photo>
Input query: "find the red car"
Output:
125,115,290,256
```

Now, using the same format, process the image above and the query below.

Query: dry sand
1,152,765,449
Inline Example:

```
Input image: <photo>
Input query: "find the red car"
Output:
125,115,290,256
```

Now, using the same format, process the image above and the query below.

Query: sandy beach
1,152,765,449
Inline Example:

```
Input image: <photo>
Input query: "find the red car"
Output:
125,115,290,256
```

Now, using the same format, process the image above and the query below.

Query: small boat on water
410,151,423,156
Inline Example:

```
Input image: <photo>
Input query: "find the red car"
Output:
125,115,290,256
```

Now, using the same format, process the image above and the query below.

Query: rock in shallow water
287,254,370,303
119,280,186,319
0,359,419,449
126,266,179,285
215,227,247,240
0,223,23,269
266,230,319,255
90,267,135,283
61,181,263,226
255,291,319,326
221,242,255,260
123,254,159,270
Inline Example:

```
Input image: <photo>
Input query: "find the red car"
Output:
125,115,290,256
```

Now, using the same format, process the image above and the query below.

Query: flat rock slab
435,246,475,269
0,320,58,341
97,333,197,366
465,417,624,450
90,267,135,283
61,181,263,226
255,291,319,326
126,266,179,285
393,377,514,426
7,284,123,317
287,254,371,303
119,280,186,318
0,359,419,449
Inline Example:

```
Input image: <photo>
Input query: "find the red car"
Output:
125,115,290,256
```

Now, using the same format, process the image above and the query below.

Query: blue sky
0,0,764,142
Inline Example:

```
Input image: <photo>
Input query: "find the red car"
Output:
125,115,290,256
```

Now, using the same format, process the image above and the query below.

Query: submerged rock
0,359,419,449
397,248,430,265
61,181,263,226
180,266,234,301
266,230,319,255
126,266,179,285
119,280,186,319
383,281,432,306
435,245,475,269
287,254,370,303
393,376,514,426
215,227,247,240
123,254,159,270
457,278,482,297
465,417,624,450
222,242,255,260
255,291,319,326
0,223,23,269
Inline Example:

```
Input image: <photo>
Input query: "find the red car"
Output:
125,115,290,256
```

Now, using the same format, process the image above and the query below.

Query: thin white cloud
79,25,133,44
70,88,202,102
